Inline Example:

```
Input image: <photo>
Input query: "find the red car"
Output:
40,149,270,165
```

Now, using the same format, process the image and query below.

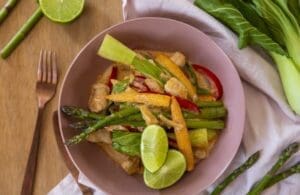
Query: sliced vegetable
175,96,200,113
168,129,208,148
141,125,168,173
198,95,216,102
143,150,186,190
197,100,223,107
66,106,140,145
192,64,223,99
106,91,171,107
98,34,164,85
61,106,104,120
184,107,227,119
156,54,197,101
186,119,225,129
112,78,130,93
139,105,159,125
112,131,141,156
171,96,194,171
107,66,118,90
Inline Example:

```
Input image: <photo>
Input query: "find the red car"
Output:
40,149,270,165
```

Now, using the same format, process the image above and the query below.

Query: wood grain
0,0,122,194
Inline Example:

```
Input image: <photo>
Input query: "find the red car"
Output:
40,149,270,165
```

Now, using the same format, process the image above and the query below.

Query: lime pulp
141,125,168,173
143,150,186,190
39,0,85,23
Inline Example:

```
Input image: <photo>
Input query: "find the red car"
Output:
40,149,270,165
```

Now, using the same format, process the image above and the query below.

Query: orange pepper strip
198,95,216,102
155,54,197,101
171,96,195,171
106,91,171,107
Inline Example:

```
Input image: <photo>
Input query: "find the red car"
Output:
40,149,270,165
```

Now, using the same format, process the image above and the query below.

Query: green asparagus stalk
66,107,140,145
197,101,223,107
247,142,299,195
0,0,18,24
186,119,225,129
1,7,43,59
211,151,260,195
69,120,95,130
61,106,104,120
263,161,300,190
184,107,227,119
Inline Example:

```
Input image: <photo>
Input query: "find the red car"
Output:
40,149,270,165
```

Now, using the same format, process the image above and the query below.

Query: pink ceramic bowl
58,17,245,194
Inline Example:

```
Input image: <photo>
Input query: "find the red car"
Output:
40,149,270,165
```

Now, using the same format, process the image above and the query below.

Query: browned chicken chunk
164,77,188,99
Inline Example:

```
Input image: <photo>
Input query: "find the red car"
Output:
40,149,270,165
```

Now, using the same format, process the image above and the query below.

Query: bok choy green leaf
194,0,285,55
112,131,141,156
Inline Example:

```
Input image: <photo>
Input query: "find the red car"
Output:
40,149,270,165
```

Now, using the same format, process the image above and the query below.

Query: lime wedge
39,0,85,23
141,125,168,173
144,150,186,190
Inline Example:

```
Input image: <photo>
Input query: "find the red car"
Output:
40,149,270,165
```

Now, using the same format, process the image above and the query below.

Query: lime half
141,125,168,173
144,150,186,190
39,0,85,23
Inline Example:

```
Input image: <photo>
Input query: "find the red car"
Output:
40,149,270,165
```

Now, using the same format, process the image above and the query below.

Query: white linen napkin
49,0,300,194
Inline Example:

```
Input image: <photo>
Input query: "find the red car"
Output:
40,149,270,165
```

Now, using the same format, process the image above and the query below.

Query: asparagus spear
247,142,299,195
66,107,140,145
69,120,94,130
61,106,104,120
186,119,225,129
0,0,18,24
184,107,227,119
1,7,43,59
211,151,260,195
197,101,223,107
263,161,300,190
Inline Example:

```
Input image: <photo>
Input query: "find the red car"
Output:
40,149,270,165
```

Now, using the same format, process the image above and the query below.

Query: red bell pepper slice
107,66,118,90
175,96,200,113
192,64,223,99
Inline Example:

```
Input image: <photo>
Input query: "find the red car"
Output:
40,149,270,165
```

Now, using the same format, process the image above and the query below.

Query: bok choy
194,0,300,115
98,34,166,85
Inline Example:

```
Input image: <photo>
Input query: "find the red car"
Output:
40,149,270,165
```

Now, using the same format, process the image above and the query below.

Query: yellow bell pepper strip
171,96,195,171
198,95,216,102
106,91,171,107
155,54,197,101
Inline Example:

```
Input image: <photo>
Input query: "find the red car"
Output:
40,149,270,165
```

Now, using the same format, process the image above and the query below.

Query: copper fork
21,50,58,195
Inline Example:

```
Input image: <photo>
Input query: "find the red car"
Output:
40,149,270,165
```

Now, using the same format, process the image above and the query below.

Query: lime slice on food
141,125,168,173
144,150,186,190
39,0,85,23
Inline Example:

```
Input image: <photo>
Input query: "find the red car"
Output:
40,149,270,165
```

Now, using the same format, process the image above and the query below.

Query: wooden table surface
0,0,122,194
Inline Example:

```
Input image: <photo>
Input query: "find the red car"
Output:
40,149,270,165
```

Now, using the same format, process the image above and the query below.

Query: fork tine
42,50,47,82
37,50,43,82
52,52,58,84
47,51,52,84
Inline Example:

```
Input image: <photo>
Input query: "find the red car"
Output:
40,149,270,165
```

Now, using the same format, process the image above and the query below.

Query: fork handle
21,107,44,195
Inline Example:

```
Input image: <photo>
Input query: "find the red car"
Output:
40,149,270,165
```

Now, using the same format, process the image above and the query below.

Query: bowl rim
58,16,245,194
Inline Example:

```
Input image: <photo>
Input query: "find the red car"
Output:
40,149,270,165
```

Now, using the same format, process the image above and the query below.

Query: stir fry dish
61,34,227,189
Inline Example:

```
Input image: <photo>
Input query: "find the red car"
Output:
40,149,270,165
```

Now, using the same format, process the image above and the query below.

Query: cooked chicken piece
144,78,164,93
170,52,186,67
164,77,188,99
96,65,114,84
88,83,110,112
86,129,112,144
104,125,128,132
117,64,132,80
97,143,142,175
139,105,158,125
206,137,217,155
